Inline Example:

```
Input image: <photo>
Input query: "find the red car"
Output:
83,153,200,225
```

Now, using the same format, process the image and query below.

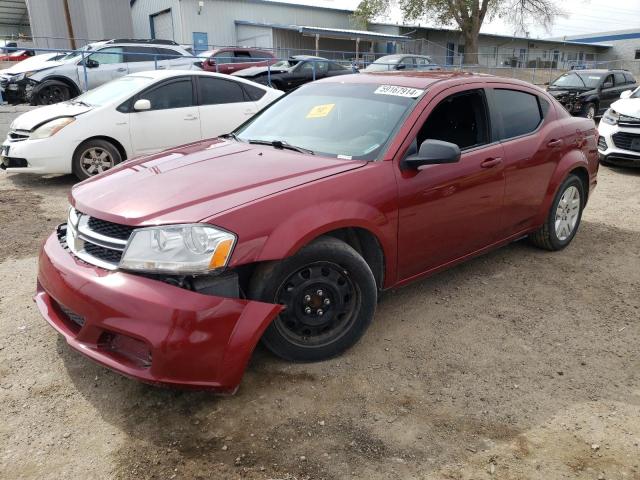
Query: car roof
290,55,327,60
317,70,536,90
127,69,272,87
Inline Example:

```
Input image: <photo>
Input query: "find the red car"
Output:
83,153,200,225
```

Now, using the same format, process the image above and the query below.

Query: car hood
233,65,290,77
10,102,93,131
71,139,366,226
548,87,595,98
610,98,640,118
2,57,66,75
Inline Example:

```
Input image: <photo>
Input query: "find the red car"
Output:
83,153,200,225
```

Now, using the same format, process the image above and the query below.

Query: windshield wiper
220,132,240,141
247,139,314,155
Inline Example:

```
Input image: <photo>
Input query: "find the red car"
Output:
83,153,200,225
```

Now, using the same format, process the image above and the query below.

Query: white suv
598,87,640,167
0,39,197,105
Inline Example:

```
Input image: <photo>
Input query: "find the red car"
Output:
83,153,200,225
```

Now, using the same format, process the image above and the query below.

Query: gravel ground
0,165,639,480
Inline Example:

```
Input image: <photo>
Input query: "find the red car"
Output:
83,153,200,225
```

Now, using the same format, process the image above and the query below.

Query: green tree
354,0,563,64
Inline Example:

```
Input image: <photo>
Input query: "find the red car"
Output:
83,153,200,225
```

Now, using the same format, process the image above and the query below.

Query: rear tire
72,139,122,181
529,174,585,251
250,236,377,362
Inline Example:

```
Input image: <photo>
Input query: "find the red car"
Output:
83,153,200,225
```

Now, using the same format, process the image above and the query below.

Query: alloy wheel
554,185,581,241
79,147,115,176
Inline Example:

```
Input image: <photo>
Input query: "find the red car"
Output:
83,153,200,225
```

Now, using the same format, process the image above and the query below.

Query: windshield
365,56,400,72
236,82,421,160
271,60,294,69
73,76,153,107
551,72,604,89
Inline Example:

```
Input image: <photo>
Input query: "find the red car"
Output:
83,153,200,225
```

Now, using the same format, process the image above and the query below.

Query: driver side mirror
602,81,613,89
84,58,99,68
402,139,461,170
133,99,151,111
620,89,632,99
395,63,406,70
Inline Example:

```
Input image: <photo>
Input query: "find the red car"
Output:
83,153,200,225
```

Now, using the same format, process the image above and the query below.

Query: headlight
29,117,75,140
602,109,619,125
10,71,35,82
119,224,236,274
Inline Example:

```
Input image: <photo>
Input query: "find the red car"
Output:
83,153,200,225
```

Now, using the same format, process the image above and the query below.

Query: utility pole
62,0,76,49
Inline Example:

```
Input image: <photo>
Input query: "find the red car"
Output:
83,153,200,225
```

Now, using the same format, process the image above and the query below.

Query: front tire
31,81,72,105
583,102,596,120
250,236,377,362
72,139,122,181
529,174,585,251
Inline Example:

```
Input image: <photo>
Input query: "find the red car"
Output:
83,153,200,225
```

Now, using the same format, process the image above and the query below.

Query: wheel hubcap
555,185,580,241
274,261,359,347
587,107,595,119
80,147,114,176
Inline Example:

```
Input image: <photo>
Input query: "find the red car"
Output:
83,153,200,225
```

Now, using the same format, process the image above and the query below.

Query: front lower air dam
34,232,283,393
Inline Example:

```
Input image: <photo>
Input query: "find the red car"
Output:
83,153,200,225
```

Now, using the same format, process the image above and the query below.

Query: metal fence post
267,64,271,87
154,54,158,70
312,60,316,81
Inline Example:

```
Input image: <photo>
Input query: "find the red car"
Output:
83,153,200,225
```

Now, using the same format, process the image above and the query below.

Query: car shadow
4,172,77,191
55,219,640,479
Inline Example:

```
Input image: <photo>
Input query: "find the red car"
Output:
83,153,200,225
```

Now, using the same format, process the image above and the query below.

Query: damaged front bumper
35,232,283,393
0,74,36,103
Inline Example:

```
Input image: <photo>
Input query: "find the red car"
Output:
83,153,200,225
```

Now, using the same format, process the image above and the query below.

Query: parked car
1,70,282,179
196,47,278,74
597,86,640,166
547,69,637,119
0,49,35,62
34,71,598,392
233,55,352,91
0,39,197,105
363,54,440,72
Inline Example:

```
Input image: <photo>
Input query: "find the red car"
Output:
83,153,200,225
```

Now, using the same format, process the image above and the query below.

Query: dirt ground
0,165,639,480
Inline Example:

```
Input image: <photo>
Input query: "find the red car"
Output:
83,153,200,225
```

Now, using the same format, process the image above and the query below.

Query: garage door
152,10,174,41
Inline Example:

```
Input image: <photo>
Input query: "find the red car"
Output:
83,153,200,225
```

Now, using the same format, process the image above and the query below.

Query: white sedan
1,70,283,179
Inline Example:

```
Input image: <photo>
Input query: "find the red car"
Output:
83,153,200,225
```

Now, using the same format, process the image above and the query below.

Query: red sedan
35,71,598,393
0,49,34,62
198,47,277,75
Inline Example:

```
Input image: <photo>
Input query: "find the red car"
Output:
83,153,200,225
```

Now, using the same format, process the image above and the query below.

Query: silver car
0,39,197,105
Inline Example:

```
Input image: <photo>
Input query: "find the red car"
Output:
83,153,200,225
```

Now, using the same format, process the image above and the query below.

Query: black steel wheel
250,236,377,362
33,83,71,105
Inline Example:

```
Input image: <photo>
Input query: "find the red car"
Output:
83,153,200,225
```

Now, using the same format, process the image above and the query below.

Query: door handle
117,67,127,72
184,115,198,121
480,157,502,168
547,139,563,147
157,66,166,70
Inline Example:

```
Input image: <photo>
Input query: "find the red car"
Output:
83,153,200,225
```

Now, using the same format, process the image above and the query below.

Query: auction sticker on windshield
306,103,335,119
374,85,424,98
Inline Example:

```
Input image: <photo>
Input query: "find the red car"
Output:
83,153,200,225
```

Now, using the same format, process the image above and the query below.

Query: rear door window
614,72,626,86
233,50,252,63
198,77,247,105
143,78,194,110
493,89,542,140
623,72,636,84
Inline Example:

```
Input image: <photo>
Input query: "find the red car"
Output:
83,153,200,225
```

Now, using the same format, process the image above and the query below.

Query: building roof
0,0,29,28
372,22,612,49
235,21,409,42
551,29,640,44
131,0,354,14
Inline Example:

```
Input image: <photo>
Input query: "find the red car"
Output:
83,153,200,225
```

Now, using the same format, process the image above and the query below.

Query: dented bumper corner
35,232,283,392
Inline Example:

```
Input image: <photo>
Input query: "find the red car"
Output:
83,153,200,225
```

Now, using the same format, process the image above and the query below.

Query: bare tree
354,0,563,64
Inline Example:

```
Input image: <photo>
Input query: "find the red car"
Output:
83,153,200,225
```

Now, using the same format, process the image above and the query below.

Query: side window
88,47,124,65
155,47,180,61
494,89,542,140
124,46,157,63
329,62,346,71
242,82,266,101
142,79,194,110
624,72,636,84
614,72,626,86
602,74,614,88
233,51,252,63
198,77,246,105
212,51,233,64
399,57,415,70
299,61,328,74
417,89,489,150
539,97,551,117
250,51,272,61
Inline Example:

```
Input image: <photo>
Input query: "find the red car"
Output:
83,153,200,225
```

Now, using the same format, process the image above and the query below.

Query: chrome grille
65,208,131,270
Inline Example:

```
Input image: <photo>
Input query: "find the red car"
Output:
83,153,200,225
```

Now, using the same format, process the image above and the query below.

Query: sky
275,0,640,39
